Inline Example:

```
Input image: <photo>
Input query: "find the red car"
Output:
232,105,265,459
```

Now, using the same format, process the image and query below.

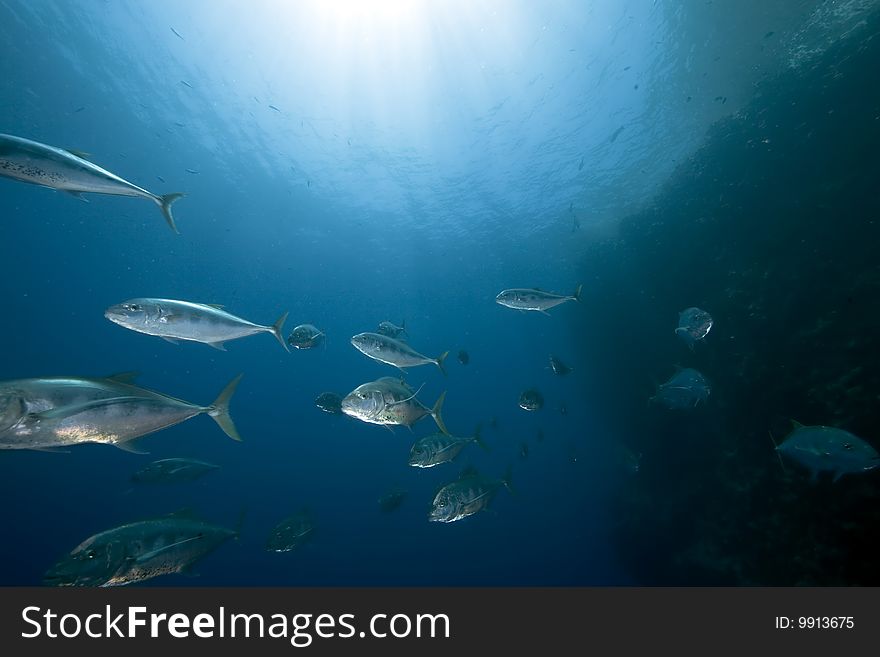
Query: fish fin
106,370,141,384
136,535,202,563
208,374,243,441
768,431,787,474
791,419,805,429
65,148,92,160
155,192,184,234
473,424,490,452
383,424,395,434
539,309,551,317
31,396,145,421
832,471,845,484
64,190,89,202
431,391,449,435
162,337,180,345
115,440,150,455
401,319,407,336
502,465,516,495
204,304,225,310
31,447,71,454
387,383,425,406
435,351,449,376
271,311,290,353
207,341,227,351
572,283,583,302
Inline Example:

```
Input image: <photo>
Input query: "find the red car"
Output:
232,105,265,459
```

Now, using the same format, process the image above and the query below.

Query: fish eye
843,443,853,450
85,549,97,559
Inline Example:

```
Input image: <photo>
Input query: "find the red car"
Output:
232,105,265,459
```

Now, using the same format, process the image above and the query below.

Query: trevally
341,377,448,434
105,298,289,352
44,510,238,587
408,426,487,468
0,372,243,451
772,421,879,483
428,466,514,523
350,332,448,375
495,285,582,315
131,458,220,484
266,510,315,553
0,133,183,232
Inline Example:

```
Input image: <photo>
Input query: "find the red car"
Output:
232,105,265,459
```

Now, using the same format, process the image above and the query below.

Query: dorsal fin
65,148,92,160
204,303,225,310
791,419,806,429
106,371,140,384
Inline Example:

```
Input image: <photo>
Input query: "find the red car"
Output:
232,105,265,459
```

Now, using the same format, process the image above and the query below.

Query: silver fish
0,373,243,451
650,368,710,409
408,426,487,468
44,510,238,587
0,133,183,232
495,284,582,315
131,458,220,484
105,298,289,352
675,307,713,348
266,510,315,553
772,421,879,483
341,377,448,434
287,323,325,350
428,467,514,523
377,320,407,339
351,332,448,375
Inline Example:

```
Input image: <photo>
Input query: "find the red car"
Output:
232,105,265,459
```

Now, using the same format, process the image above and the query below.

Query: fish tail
572,283,583,302
208,374,243,441
435,351,449,376
271,311,290,352
155,192,184,233
431,391,449,435
502,465,516,495
473,424,490,452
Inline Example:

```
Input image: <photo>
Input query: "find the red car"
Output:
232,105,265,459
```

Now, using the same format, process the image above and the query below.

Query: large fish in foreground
44,510,238,586
0,133,183,232
0,372,243,450
341,377,448,434
350,332,448,375
105,298,289,352
495,285,582,315
428,466,514,523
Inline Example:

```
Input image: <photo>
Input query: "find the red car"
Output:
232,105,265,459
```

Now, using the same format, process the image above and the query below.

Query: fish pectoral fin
135,536,203,564
63,190,89,203
105,370,141,384
65,148,92,160
115,440,150,455
207,341,227,351
539,309,551,317
31,396,145,421
31,447,71,454
162,337,180,345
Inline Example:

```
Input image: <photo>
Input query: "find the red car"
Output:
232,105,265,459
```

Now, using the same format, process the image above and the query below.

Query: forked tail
208,374,243,441
154,192,185,234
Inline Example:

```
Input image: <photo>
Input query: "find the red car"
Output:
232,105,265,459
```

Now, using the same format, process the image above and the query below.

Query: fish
170,26,184,40
180,80,193,89
341,377,448,434
0,133,183,232
185,168,199,174
351,332,448,375
495,285,582,315
376,320,407,339
266,510,314,553
428,466,514,523
314,392,344,415
559,404,568,416
519,442,529,459
44,510,238,586
771,421,879,483
287,324,325,350
0,372,243,450
650,368,710,409
408,426,487,468
518,389,544,411
131,458,219,484
549,355,572,375
675,307,713,348
378,488,407,513
457,350,469,365
268,105,281,112
618,444,641,473
105,298,289,352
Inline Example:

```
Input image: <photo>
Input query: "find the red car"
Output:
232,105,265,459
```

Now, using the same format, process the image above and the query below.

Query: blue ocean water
1,0,878,586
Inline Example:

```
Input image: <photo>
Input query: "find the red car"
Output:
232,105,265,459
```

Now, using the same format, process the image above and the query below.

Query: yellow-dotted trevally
341,377,448,434
428,466,514,523
0,133,183,232
105,298,289,352
44,510,239,587
0,372,243,451
408,425,488,468
351,332,448,375
495,284,582,315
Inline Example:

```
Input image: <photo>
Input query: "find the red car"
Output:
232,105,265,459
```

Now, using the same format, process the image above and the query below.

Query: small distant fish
764,31,775,39
377,320,407,339
132,458,219,484
559,404,568,416
518,389,544,411
105,298,289,352
268,105,281,112
180,80,193,89
519,442,529,459
44,510,238,586
156,175,166,183
771,421,879,483
170,26,185,40
623,65,631,71
0,133,183,232
408,426,486,468
549,355,572,376
266,510,314,553
287,324,325,350
489,416,499,430
378,488,407,513
675,307,713,348
428,466,514,523
73,106,86,113
496,285,582,315
315,392,344,415
341,377,447,434
174,122,186,127
185,168,199,174
650,368,710,409
578,156,584,171
457,350,469,365
618,445,641,474
609,125,625,142
351,332,448,375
